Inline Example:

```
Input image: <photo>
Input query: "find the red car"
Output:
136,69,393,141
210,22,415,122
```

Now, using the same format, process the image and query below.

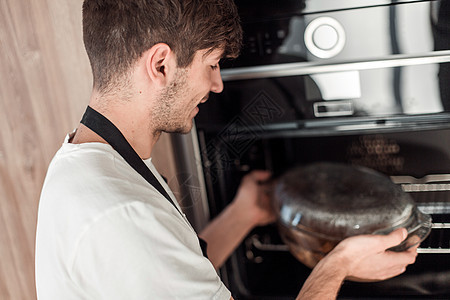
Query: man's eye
210,64,219,71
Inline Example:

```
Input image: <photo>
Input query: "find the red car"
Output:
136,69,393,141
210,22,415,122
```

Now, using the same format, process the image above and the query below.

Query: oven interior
195,127,450,299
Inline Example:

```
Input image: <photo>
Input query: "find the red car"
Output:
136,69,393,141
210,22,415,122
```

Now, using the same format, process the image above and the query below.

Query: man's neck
71,101,159,160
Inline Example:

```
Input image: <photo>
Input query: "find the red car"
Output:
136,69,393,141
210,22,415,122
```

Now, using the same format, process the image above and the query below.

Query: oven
171,0,450,298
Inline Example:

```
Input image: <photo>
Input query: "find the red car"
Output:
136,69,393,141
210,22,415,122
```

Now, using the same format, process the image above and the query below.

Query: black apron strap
198,237,209,258
80,106,181,215
80,106,208,258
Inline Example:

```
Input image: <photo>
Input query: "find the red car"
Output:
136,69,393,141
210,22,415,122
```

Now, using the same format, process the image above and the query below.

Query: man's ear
144,43,174,86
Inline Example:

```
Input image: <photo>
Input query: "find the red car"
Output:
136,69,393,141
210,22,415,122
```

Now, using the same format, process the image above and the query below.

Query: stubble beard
153,69,194,135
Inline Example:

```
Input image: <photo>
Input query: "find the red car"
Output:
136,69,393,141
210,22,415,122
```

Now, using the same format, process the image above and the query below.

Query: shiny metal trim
170,123,210,232
248,220,450,254
417,248,450,254
392,173,450,193
415,221,450,253
417,204,450,215
391,174,450,185
221,50,450,81
248,235,289,252
313,101,354,117
431,223,450,229
402,184,450,192
247,235,450,254
189,123,211,229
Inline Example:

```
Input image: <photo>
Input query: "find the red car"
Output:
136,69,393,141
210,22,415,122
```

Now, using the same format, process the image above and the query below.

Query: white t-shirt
35,133,231,300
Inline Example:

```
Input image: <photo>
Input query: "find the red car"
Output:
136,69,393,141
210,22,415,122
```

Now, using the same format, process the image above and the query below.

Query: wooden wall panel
0,1,90,299
0,1,178,299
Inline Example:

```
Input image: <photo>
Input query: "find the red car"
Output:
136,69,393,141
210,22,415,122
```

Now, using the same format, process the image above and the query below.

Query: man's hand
297,228,418,299
199,170,275,269
232,170,276,227
329,228,418,282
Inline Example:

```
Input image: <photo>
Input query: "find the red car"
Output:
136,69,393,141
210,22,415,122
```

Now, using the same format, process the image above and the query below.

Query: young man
35,0,418,299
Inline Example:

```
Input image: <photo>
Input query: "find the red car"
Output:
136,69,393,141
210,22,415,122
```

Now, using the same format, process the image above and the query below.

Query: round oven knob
313,24,338,50
304,17,346,59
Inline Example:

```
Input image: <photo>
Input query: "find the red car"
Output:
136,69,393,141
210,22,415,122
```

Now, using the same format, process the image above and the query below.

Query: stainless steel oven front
171,0,450,298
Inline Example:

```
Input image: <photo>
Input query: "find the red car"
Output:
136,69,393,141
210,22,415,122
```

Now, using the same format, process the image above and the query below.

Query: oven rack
245,174,450,261
246,220,450,263
247,230,450,253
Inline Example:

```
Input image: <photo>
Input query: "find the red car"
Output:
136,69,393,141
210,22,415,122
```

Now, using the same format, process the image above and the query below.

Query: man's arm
296,228,418,299
199,171,275,269
200,171,418,299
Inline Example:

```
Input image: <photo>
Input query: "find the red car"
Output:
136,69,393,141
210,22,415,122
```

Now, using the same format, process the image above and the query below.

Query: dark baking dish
273,162,432,268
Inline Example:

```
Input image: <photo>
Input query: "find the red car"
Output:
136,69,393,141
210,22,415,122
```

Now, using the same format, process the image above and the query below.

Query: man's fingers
377,228,408,250
385,247,418,265
248,170,272,182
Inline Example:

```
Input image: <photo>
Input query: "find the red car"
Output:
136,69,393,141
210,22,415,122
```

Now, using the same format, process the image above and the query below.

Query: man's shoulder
38,142,160,228
44,142,137,192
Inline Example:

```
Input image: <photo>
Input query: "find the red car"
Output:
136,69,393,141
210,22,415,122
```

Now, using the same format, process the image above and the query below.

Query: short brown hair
82,0,242,93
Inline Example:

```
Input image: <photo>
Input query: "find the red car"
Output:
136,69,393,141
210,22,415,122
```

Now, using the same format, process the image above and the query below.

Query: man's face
153,48,224,134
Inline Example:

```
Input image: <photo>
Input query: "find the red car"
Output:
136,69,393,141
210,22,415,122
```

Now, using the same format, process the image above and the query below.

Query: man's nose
210,68,224,93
